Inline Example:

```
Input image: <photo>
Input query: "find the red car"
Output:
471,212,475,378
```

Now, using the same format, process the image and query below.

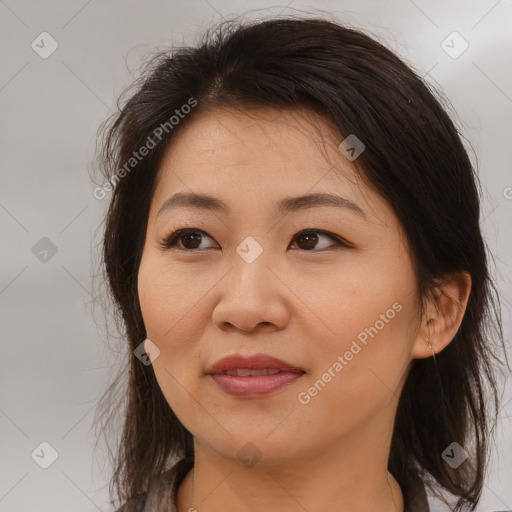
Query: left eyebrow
157,191,366,219
276,192,366,219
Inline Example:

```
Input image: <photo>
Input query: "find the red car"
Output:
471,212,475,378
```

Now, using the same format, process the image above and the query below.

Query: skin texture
137,106,471,512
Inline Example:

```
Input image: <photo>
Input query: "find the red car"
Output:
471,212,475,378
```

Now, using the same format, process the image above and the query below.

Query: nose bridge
212,234,289,331
229,234,273,299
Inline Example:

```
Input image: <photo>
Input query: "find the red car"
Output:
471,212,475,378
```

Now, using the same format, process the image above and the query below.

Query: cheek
138,259,207,429
301,264,413,357
296,309,414,443
138,255,206,344
137,258,203,401
301,256,417,412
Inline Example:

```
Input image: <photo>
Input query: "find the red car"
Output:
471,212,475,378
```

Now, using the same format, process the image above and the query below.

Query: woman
93,15,506,512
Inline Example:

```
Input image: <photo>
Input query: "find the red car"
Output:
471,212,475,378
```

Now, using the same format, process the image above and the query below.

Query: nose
211,251,291,333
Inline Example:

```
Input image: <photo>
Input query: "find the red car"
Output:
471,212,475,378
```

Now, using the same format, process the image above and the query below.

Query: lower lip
210,372,304,397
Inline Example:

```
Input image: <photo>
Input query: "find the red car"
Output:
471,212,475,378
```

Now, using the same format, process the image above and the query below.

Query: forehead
152,105,387,222
158,105,349,179
168,106,336,154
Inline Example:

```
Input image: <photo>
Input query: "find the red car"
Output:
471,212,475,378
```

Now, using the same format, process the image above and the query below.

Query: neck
176,437,404,512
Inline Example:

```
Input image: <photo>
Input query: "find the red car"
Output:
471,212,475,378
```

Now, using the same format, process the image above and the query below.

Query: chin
203,432,304,469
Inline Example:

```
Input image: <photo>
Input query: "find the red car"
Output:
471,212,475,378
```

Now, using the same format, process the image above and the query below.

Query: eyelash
158,227,352,252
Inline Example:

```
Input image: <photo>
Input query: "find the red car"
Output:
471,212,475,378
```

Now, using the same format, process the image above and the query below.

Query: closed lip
205,353,305,375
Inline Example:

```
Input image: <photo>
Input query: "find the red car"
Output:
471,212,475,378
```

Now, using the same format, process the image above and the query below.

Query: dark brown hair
92,15,507,512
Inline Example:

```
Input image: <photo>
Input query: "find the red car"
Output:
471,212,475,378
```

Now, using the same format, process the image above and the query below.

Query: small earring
428,339,436,357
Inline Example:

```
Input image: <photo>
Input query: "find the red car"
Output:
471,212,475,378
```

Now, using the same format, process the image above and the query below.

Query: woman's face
137,106,423,466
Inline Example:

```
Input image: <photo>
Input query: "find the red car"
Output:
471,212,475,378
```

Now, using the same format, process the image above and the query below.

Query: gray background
0,0,511,511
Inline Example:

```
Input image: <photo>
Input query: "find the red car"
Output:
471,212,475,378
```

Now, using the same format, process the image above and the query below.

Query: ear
411,270,472,359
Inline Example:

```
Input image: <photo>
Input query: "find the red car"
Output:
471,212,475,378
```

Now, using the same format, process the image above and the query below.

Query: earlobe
411,271,472,360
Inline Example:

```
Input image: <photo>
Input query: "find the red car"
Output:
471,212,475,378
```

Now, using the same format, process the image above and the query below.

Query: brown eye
295,231,320,250
160,229,217,251
290,230,347,251
179,231,203,249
